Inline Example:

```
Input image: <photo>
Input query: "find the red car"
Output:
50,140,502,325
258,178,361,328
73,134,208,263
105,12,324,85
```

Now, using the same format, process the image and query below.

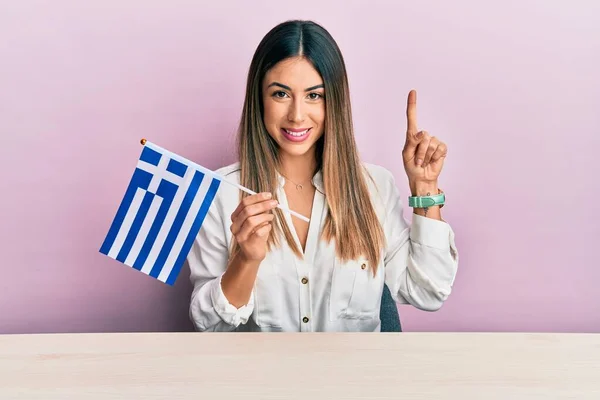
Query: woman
187,20,459,332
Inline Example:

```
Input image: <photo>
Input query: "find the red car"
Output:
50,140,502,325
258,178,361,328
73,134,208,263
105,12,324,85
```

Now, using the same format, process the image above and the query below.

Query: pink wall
1,1,599,334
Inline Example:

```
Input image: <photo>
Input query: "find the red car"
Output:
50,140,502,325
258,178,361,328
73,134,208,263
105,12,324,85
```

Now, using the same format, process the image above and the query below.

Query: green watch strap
408,192,445,208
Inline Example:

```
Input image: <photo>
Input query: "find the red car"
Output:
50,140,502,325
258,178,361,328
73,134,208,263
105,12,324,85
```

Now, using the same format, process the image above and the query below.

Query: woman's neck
278,151,318,184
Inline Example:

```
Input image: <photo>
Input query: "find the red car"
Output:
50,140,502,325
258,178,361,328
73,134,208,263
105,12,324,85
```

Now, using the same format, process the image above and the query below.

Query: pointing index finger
406,89,418,135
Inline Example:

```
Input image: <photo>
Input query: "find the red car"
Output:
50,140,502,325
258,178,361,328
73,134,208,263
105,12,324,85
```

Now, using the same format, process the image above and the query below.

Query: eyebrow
267,82,324,91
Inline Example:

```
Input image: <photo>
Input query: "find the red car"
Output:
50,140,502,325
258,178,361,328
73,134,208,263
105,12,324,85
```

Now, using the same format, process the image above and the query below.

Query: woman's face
262,56,325,159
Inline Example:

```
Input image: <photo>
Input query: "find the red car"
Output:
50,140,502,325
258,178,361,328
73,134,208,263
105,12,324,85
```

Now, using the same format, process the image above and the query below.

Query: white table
0,332,599,399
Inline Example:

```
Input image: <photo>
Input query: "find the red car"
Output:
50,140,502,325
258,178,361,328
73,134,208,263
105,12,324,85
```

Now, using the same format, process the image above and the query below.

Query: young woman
187,20,459,332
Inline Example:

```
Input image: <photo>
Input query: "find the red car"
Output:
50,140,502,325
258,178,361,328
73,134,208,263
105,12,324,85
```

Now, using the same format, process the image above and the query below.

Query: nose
287,98,305,123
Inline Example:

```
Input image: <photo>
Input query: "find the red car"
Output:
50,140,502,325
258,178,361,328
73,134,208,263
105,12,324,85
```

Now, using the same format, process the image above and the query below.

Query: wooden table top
0,332,599,399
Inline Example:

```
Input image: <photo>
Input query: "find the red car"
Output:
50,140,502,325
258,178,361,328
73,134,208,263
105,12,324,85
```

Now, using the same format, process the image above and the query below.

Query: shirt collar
312,170,324,194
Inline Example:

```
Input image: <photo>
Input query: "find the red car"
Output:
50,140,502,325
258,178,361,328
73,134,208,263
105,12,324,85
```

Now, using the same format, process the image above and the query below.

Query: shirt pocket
329,258,383,320
253,260,283,328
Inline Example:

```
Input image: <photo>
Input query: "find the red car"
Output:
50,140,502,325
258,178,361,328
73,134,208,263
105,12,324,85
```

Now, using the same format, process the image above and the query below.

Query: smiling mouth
280,128,312,143
283,128,311,137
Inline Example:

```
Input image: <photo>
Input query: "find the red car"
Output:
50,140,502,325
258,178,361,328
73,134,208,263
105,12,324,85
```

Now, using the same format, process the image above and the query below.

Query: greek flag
100,141,221,285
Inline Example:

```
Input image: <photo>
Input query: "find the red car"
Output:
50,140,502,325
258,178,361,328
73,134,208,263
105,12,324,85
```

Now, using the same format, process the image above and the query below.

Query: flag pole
140,139,310,223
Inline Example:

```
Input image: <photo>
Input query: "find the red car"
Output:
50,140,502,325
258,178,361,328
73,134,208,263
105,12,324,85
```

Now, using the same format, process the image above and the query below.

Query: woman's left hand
402,90,448,185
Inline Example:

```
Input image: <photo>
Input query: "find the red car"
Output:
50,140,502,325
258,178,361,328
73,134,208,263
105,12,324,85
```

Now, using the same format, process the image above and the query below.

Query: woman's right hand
230,192,278,263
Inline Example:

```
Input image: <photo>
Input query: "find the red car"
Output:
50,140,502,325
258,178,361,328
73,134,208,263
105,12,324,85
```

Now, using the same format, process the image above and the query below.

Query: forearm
221,252,261,308
410,180,442,221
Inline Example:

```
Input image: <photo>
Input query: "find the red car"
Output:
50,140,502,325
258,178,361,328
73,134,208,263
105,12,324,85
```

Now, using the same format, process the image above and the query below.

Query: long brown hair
233,20,385,274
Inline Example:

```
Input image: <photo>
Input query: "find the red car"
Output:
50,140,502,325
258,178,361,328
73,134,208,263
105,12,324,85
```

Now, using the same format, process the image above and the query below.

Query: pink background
1,1,599,334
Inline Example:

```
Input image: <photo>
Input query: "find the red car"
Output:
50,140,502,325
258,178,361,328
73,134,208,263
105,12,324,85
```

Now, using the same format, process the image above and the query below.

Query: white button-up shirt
188,162,459,332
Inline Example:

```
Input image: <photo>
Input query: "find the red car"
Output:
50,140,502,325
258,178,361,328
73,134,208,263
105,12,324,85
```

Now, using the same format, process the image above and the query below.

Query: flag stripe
99,168,152,255
107,188,146,259
132,180,178,271
157,170,214,282
166,178,221,285
149,169,204,278
116,190,155,263
125,194,163,267
139,166,196,275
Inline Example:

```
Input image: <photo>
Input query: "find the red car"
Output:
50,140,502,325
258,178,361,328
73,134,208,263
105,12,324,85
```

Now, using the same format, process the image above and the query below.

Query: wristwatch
409,188,445,208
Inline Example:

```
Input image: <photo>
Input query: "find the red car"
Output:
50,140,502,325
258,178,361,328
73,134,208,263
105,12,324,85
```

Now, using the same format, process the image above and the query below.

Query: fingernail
416,159,423,166
416,131,423,138
271,200,278,206
265,193,272,199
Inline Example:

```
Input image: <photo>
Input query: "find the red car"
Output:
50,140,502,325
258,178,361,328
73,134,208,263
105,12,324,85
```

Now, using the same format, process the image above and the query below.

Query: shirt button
302,316,309,323
301,277,308,284
361,263,367,270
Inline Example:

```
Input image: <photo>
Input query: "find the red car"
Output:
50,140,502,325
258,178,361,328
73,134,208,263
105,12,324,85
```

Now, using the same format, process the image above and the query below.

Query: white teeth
285,129,309,137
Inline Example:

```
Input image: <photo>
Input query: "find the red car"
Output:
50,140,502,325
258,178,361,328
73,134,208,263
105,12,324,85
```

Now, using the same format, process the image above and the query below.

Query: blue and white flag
100,141,222,285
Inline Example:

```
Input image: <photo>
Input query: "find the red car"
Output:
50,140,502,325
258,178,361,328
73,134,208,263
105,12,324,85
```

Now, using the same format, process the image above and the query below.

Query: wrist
235,251,262,269
409,180,439,196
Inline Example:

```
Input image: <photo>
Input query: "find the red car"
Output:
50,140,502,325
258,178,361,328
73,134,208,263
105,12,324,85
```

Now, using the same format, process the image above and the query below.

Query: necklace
281,174,312,191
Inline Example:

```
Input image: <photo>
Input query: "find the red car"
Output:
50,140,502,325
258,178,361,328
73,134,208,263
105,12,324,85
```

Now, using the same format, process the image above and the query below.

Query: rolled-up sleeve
187,192,254,331
381,170,459,311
